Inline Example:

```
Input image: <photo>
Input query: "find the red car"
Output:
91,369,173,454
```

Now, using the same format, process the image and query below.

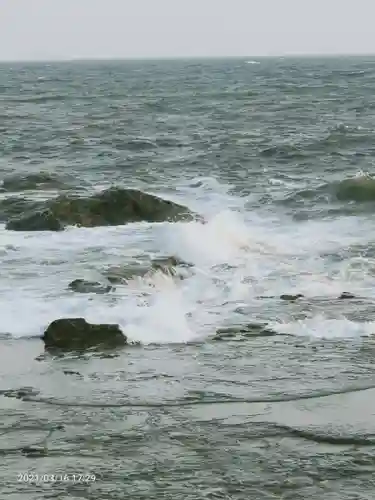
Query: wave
4,380,375,408
259,124,375,161
259,144,306,160
7,94,70,104
0,172,69,192
1,216,374,342
335,173,375,202
277,173,375,209
1,175,375,343
271,315,375,339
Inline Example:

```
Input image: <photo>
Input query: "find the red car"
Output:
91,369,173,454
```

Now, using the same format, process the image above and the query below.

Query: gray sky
1,0,375,61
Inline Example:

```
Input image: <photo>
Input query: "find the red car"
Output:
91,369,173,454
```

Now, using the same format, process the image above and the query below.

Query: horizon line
1,52,375,64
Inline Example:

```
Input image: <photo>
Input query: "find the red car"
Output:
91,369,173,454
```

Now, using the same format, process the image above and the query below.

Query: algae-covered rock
6,209,64,231
5,187,193,231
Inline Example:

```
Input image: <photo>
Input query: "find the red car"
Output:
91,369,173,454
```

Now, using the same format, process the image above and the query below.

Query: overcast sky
1,0,375,61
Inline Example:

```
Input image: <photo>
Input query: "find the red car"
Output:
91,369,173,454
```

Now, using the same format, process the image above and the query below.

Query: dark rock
63,370,82,376
47,187,193,227
257,294,305,301
4,187,194,231
6,209,64,231
338,292,356,300
280,294,304,302
104,264,151,284
1,172,66,192
42,318,127,350
68,279,113,294
151,255,192,274
104,256,192,284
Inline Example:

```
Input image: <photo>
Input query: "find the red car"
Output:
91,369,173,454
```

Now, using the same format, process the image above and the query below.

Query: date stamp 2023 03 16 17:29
17,473,97,484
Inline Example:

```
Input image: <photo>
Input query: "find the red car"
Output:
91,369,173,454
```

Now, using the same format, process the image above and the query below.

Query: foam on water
271,315,375,339
2,178,375,342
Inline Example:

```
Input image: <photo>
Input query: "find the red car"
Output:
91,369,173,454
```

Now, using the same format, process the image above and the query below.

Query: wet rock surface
104,256,193,284
68,279,113,294
47,187,193,227
338,292,357,300
42,318,127,350
6,209,64,231
104,264,151,284
280,294,305,302
4,187,193,230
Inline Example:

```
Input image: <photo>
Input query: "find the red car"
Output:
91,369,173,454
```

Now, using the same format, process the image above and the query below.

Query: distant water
1,57,375,499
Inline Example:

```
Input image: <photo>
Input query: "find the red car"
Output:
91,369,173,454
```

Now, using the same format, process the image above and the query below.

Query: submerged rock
5,187,193,230
1,386,40,400
68,279,113,294
6,209,64,231
42,318,127,350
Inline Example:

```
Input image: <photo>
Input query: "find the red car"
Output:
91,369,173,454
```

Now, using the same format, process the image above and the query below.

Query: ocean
1,56,375,499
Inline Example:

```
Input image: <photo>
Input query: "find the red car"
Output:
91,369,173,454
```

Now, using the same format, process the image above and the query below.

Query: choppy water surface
1,57,375,499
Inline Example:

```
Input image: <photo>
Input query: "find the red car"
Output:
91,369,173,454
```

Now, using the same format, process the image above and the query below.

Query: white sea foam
271,315,375,339
1,179,375,342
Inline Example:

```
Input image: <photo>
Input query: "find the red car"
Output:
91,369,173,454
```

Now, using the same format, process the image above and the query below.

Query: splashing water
1,177,375,342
